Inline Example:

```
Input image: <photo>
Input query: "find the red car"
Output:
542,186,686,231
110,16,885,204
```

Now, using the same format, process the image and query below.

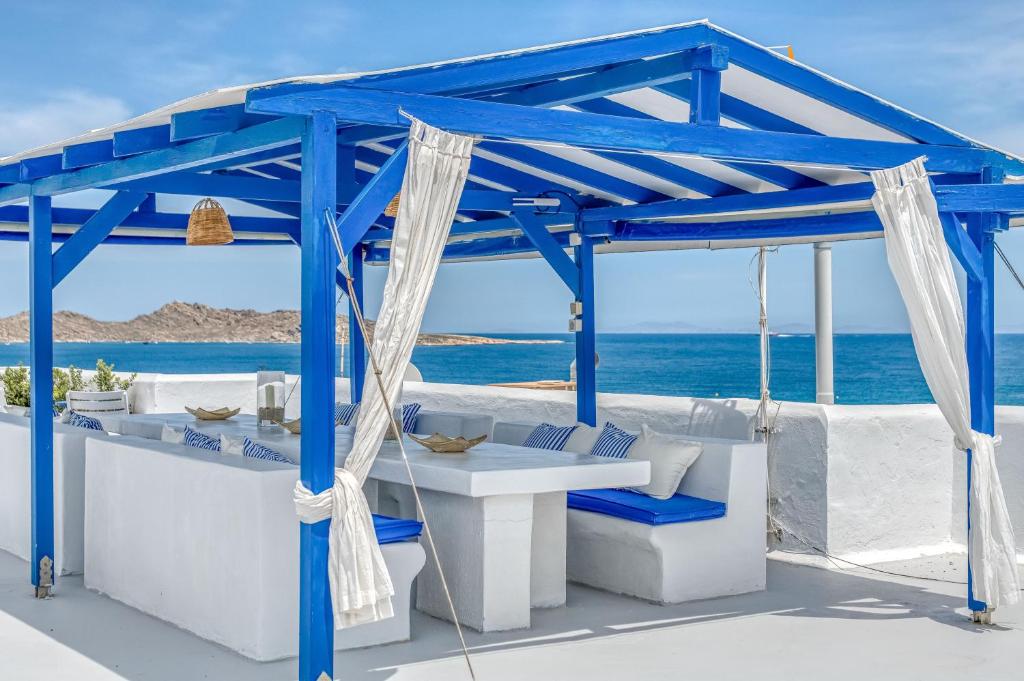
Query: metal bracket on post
35,556,53,598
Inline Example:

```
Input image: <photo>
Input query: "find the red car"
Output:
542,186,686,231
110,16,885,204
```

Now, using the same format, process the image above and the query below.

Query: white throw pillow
161,424,184,445
219,434,244,456
627,425,704,500
563,422,602,455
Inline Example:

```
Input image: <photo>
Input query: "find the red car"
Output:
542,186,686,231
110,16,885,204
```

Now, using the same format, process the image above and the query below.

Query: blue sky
1,1,1022,333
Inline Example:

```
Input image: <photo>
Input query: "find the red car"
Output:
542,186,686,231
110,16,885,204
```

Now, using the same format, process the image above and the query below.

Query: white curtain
872,157,1020,609
294,117,475,628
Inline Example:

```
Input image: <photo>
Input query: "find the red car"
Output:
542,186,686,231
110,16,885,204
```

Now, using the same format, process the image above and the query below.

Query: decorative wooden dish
409,433,487,454
185,406,240,421
276,418,302,435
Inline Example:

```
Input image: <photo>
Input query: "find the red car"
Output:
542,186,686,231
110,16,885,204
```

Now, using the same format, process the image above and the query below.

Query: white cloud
0,90,131,158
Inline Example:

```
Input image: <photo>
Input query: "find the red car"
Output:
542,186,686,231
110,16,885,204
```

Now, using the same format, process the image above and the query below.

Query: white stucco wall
119,373,1024,563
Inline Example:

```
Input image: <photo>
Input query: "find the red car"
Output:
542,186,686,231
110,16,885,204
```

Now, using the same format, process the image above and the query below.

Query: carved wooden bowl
409,432,487,454
185,406,240,421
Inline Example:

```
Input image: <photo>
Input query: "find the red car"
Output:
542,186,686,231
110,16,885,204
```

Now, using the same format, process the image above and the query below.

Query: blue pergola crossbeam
11,117,305,204
246,85,1010,173
113,125,173,157
51,191,148,286
618,211,881,241
511,211,580,296
337,140,409,254
112,172,301,202
63,139,115,169
171,105,274,141
708,28,969,146
330,23,711,96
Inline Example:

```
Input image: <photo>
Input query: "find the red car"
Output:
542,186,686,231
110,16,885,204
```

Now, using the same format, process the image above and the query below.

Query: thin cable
995,241,1024,292
326,209,477,681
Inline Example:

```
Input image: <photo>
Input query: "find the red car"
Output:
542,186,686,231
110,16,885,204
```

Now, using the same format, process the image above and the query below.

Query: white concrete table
370,439,648,631
114,413,649,632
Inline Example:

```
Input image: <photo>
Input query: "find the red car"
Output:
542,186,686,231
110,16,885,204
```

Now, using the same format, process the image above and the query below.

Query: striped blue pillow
522,423,576,451
242,437,294,464
65,411,103,431
182,425,221,452
335,402,359,425
402,403,421,433
589,422,637,459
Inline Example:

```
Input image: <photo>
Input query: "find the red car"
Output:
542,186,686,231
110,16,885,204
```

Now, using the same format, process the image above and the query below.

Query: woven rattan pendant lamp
186,197,234,245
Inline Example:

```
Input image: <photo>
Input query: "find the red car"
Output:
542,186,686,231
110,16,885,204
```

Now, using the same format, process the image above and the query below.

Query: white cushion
627,425,704,500
563,422,602,455
161,424,183,445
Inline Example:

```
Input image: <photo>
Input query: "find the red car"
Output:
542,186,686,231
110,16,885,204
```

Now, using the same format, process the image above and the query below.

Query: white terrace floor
1,549,1021,681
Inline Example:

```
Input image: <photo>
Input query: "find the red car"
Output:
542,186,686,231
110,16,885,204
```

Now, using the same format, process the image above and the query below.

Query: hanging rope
326,209,477,681
995,241,1024,292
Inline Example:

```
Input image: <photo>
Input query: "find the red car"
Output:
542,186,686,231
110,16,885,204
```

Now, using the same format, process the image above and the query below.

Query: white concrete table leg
415,489,534,632
530,491,567,608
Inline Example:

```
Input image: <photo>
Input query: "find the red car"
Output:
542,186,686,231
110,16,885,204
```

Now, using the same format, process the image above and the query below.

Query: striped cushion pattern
182,425,221,452
65,411,103,431
521,423,576,451
589,422,637,459
402,403,421,433
335,402,359,425
242,437,293,464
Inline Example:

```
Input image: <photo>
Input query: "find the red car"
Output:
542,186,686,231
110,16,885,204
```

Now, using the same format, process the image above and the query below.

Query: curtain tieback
293,470,396,629
954,433,1002,452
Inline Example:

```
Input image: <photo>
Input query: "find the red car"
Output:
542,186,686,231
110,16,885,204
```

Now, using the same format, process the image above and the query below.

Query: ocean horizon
4,333,1024,406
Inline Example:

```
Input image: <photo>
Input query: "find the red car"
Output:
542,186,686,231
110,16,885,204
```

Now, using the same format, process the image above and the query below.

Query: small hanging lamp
186,197,234,245
384,193,401,218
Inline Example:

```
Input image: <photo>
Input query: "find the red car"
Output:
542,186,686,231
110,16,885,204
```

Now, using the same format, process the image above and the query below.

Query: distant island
0,302,560,347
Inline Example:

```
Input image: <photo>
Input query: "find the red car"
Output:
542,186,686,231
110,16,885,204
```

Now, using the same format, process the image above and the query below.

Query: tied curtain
294,117,475,628
871,157,1020,609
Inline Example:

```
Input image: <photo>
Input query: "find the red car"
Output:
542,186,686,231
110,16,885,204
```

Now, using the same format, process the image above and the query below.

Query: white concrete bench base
84,437,425,661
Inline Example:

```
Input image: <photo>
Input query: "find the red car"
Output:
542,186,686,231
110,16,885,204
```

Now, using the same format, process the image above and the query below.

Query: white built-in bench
84,436,426,661
0,412,122,575
492,421,766,603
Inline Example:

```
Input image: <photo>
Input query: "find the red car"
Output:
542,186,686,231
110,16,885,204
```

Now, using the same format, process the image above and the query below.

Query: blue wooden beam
247,85,1008,173
511,210,580,296
62,139,115,169
111,172,301,202
707,27,970,146
575,229,597,425
23,117,304,201
51,191,148,286
349,23,712,95
20,155,64,182
298,111,337,681
938,212,983,281
689,68,722,126
337,141,409,254
28,193,54,598
0,205,300,234
113,125,172,157
574,93,822,190
656,80,821,136
348,244,366,404
618,211,881,241
171,104,273,141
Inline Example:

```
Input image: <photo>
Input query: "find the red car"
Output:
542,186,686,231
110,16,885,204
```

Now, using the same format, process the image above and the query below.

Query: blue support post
689,67,722,125
964,166,1002,616
28,193,54,597
348,244,366,404
574,224,597,426
298,111,337,681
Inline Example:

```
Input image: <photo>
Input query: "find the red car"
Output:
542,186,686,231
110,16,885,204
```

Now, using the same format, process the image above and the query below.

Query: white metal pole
758,247,770,437
813,242,835,405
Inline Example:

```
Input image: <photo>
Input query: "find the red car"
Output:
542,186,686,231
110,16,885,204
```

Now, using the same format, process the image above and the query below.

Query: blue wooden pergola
2,20,1023,680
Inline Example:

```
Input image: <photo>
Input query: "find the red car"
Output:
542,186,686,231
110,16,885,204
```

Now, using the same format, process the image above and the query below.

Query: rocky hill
0,302,556,346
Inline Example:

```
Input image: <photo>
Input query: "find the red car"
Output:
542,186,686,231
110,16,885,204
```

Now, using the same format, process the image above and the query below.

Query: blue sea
3,334,1024,405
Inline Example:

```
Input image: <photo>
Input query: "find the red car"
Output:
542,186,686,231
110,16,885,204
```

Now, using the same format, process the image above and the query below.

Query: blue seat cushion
567,489,726,526
372,514,423,544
